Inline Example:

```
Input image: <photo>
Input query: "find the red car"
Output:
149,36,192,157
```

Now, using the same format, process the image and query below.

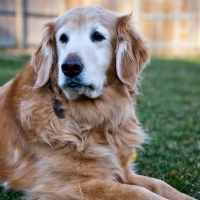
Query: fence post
198,0,200,48
15,0,25,51
173,0,181,54
58,0,67,15
133,0,141,29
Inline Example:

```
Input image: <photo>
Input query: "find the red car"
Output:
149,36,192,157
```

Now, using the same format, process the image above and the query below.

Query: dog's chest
20,95,141,183
37,140,126,183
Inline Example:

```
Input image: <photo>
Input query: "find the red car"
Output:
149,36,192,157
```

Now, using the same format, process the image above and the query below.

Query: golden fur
0,6,195,200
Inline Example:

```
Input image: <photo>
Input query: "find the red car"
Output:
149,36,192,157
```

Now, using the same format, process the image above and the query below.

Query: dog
0,6,195,200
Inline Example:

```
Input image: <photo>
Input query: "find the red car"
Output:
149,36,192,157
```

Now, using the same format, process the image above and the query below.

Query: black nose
61,58,83,77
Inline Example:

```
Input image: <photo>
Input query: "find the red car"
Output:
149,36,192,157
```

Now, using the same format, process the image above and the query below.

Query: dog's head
31,7,150,100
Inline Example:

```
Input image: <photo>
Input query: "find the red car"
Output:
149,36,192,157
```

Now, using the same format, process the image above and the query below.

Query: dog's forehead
56,6,118,32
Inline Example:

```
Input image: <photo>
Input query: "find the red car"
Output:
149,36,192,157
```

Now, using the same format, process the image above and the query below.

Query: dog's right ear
116,14,150,89
31,21,57,88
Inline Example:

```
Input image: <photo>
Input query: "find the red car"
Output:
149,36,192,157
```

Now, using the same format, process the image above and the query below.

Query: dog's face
31,7,150,100
56,11,115,100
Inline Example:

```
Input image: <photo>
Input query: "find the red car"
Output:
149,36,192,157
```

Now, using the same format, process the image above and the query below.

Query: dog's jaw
62,88,80,100
59,82,103,100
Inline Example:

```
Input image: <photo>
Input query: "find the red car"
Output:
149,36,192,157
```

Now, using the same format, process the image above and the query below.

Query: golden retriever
0,6,195,200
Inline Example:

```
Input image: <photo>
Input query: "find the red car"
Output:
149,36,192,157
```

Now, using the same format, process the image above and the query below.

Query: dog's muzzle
60,57,99,99
61,57,85,89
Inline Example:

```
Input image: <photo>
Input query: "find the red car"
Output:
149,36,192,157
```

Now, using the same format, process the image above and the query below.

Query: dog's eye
91,31,105,42
60,34,69,43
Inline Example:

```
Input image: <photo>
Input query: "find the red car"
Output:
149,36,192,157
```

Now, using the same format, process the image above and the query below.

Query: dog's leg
73,179,168,200
26,179,167,200
125,171,195,200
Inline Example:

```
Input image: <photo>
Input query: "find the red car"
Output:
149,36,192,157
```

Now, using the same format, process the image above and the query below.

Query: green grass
137,57,200,199
0,188,23,200
0,56,199,199
0,55,30,86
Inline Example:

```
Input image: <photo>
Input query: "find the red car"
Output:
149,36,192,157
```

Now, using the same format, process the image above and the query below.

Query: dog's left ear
116,14,150,87
31,21,57,88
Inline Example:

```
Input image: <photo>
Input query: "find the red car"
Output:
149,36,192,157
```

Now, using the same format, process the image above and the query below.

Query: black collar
47,79,65,119
53,99,65,119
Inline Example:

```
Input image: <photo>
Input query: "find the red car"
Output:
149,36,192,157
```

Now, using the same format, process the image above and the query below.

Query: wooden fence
0,0,65,49
0,0,200,55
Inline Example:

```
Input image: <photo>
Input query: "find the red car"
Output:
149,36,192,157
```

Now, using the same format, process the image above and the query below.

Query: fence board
0,14,16,47
0,0,14,10
198,1,200,46
0,0,16,47
0,0,199,55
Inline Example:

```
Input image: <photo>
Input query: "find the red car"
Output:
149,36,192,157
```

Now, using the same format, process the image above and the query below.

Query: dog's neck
48,79,135,131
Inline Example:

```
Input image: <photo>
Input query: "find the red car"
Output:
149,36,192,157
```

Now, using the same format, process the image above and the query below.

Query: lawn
0,56,199,199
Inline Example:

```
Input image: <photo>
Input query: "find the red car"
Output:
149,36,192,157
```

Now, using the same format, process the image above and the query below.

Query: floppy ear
31,21,57,88
116,14,150,87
